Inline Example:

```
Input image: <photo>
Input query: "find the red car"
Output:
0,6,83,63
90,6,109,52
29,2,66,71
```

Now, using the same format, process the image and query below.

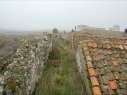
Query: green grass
35,39,83,95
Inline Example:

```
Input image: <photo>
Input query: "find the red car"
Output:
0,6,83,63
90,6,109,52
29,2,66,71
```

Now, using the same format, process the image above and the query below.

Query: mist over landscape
0,0,127,31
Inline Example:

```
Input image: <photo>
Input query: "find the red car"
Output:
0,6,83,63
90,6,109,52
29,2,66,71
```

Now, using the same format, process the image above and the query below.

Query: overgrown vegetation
6,78,16,92
35,38,83,95
48,47,60,60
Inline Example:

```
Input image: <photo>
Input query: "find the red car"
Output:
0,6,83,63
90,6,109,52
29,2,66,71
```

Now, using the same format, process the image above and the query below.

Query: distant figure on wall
125,29,127,33
75,26,76,31
71,29,74,32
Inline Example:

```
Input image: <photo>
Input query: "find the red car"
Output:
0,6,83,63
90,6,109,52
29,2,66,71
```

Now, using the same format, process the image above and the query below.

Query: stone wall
76,46,92,95
0,35,52,95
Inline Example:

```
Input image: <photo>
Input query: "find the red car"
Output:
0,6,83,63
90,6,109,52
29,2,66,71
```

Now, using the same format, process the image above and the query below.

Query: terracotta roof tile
86,55,92,61
84,51,90,56
78,38,127,95
97,44,103,48
118,45,124,50
88,68,96,77
94,54,103,61
102,43,112,49
92,86,102,95
108,80,118,90
124,45,127,49
83,47,88,51
111,60,119,66
87,42,97,48
87,61,93,68
90,77,99,86
120,72,127,80
113,44,122,49
107,50,112,55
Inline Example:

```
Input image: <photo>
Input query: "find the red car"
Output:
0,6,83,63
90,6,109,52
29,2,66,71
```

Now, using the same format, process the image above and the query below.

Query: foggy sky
0,0,127,31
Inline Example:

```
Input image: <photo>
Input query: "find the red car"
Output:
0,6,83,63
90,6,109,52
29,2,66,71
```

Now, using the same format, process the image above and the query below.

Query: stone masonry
0,34,52,95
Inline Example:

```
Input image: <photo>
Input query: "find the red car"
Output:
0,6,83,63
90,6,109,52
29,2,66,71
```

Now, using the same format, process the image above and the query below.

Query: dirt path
35,39,83,95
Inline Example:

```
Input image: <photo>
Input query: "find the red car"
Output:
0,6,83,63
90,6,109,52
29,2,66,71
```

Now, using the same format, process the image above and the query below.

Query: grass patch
35,39,83,95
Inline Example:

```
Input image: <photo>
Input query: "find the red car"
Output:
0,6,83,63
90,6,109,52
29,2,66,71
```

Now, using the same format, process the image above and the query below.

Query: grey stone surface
0,34,52,95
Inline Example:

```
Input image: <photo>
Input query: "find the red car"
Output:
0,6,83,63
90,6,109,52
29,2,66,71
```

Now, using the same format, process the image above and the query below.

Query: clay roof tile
108,80,117,90
88,68,96,77
87,42,97,48
90,77,99,86
87,61,93,68
124,45,127,49
92,86,102,95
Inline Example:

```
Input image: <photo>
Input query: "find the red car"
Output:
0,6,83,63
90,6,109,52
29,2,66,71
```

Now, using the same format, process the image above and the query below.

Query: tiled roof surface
70,30,126,49
81,38,127,95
